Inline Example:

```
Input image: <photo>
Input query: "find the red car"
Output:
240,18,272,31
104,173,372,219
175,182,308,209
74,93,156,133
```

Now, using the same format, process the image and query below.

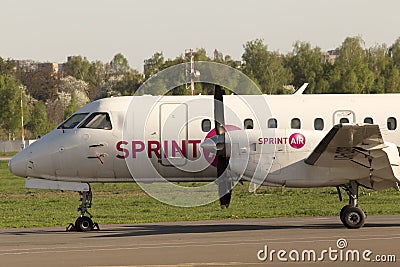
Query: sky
1,0,400,71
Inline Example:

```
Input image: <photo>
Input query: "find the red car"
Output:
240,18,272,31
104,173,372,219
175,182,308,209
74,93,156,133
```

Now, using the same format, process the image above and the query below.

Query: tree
385,66,400,93
18,67,58,101
113,69,144,96
242,39,293,94
87,60,106,100
59,76,90,115
107,53,131,78
58,76,90,105
102,53,142,96
213,49,224,62
386,38,400,93
62,57,107,100
223,54,241,68
64,92,78,119
329,37,375,93
0,75,22,139
389,37,400,68
43,76,90,123
163,56,185,69
193,48,210,61
367,44,391,93
144,52,165,78
0,57,15,76
28,101,49,138
63,56,91,82
286,41,324,93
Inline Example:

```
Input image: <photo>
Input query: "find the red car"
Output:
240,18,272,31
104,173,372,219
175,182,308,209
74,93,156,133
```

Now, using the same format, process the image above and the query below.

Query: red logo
289,133,305,149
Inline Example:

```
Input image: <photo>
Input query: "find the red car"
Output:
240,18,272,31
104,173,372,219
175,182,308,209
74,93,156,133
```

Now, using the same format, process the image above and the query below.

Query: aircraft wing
305,124,400,183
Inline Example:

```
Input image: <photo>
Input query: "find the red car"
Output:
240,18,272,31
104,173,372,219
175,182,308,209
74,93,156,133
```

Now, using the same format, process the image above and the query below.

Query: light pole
185,49,200,95
20,86,25,150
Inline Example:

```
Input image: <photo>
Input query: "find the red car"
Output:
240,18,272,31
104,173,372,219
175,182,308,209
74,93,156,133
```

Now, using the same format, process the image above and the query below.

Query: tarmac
0,215,399,266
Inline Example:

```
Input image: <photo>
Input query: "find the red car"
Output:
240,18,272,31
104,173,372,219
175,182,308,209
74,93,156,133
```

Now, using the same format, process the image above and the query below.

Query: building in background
321,48,340,64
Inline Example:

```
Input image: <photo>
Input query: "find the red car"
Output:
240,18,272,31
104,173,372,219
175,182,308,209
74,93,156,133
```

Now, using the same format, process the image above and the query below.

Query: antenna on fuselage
293,83,309,95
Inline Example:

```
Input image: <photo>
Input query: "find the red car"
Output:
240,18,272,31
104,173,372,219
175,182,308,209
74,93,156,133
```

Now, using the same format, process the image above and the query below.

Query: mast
185,48,200,95
20,86,25,149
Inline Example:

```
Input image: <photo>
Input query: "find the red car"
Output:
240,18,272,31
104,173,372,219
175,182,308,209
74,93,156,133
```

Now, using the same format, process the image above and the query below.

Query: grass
0,160,399,228
0,152,16,157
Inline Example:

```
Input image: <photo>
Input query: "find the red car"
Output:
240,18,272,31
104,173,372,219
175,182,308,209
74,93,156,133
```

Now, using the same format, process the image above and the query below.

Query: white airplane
8,84,400,231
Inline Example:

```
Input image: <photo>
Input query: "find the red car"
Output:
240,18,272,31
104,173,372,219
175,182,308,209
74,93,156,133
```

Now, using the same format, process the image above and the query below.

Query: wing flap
305,124,384,166
305,123,400,184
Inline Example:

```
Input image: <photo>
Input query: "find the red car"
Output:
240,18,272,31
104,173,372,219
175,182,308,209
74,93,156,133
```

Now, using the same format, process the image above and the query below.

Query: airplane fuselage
9,93,400,191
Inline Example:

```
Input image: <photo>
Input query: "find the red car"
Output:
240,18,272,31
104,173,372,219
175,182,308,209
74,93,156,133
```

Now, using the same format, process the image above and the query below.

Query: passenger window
314,118,324,130
244,119,253,129
364,117,373,124
291,118,301,129
58,113,89,129
340,118,349,124
202,119,211,132
387,117,397,130
79,113,112,130
268,118,277,128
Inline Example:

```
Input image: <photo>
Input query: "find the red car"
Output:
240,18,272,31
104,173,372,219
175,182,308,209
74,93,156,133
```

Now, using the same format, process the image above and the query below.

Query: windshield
79,112,112,130
57,113,89,129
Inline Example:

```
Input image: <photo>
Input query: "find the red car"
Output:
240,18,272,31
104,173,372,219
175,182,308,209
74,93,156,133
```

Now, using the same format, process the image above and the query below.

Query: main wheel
342,207,366,229
75,216,93,232
339,205,352,224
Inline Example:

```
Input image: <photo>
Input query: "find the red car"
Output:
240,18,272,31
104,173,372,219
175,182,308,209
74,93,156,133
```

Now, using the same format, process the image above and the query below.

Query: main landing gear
67,187,99,232
338,181,366,229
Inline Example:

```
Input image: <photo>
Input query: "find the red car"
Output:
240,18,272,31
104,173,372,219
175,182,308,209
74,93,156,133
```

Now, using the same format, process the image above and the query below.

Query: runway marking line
1,233,400,256
87,263,264,267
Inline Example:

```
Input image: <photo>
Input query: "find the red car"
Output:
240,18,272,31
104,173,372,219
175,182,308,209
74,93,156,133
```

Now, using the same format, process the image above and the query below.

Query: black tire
75,216,93,232
342,207,366,229
340,205,352,223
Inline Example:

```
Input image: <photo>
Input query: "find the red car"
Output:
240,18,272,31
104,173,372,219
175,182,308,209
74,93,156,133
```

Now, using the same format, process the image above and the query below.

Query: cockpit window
79,112,112,130
58,113,89,129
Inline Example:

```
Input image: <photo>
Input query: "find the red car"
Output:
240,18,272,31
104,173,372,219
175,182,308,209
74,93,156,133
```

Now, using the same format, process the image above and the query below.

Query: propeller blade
217,153,232,208
213,85,232,208
214,85,225,136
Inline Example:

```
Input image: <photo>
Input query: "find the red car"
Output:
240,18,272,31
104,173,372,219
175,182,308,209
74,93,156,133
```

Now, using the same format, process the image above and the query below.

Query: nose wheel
75,216,94,232
67,187,99,232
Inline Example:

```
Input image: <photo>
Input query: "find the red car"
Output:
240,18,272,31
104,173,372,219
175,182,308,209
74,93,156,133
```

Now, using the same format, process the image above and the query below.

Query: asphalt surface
0,215,399,267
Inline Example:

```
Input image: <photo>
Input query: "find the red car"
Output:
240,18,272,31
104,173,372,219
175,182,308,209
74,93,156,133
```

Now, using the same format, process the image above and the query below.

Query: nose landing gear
24,179,100,232
67,188,100,232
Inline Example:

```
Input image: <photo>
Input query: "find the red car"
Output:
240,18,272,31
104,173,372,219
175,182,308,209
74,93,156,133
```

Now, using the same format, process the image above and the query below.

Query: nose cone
8,151,28,177
200,135,225,153
201,138,217,153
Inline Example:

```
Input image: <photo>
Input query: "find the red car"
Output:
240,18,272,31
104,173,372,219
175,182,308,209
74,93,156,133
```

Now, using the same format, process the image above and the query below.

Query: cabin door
333,110,355,125
159,103,188,166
